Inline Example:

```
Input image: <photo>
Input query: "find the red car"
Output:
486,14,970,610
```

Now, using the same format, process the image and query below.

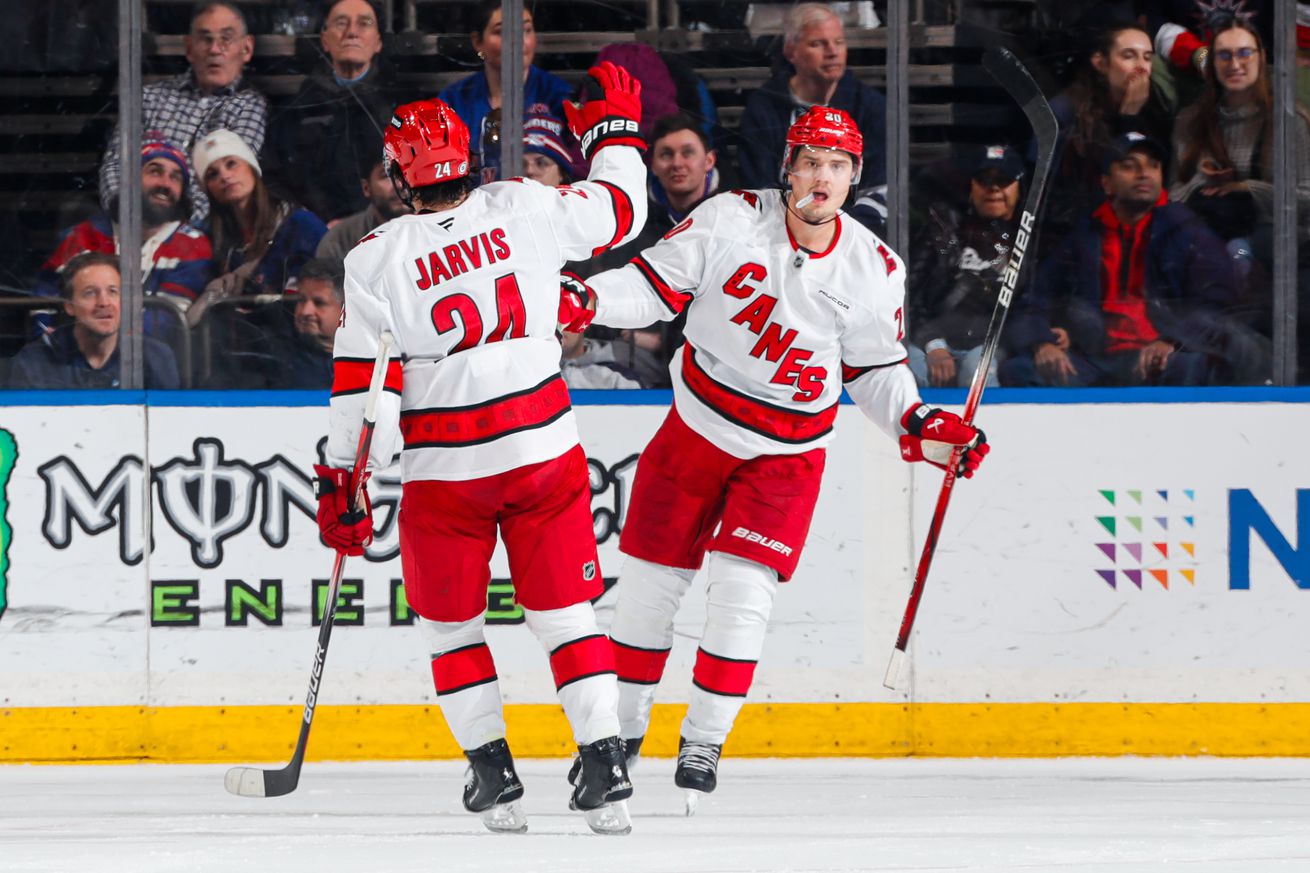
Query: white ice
4,758,1310,872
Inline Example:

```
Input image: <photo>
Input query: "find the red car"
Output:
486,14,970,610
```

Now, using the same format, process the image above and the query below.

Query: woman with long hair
1044,23,1176,243
1170,17,1310,248
438,0,571,184
188,129,326,328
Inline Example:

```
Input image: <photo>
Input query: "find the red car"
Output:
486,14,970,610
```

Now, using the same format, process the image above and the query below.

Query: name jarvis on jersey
412,227,512,290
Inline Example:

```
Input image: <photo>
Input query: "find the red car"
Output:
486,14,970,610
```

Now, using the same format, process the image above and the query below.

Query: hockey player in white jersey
558,106,991,809
313,63,648,835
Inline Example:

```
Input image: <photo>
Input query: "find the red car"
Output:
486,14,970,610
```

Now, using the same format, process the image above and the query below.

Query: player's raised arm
546,61,649,261
326,241,404,474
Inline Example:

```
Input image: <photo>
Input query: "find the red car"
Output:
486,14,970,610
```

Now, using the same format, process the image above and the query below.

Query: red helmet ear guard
383,99,472,189
779,106,864,185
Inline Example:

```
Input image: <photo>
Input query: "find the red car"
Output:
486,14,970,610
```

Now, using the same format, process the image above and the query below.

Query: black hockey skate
568,736,634,835
567,736,643,785
674,737,722,816
462,739,527,834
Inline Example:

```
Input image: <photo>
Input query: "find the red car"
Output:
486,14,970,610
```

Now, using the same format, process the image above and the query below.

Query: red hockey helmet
781,106,864,185
383,99,472,188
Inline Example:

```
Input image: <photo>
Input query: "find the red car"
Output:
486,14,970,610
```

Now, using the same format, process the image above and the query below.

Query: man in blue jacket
736,3,886,210
1001,132,1261,387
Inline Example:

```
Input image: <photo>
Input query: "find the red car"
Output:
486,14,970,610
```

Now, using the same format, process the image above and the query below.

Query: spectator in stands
9,252,180,389
1170,17,1310,264
188,130,326,328
35,136,212,332
907,145,1025,388
99,1,267,226
1001,133,1248,387
315,155,411,262
521,112,579,185
221,257,342,388
1148,0,1275,96
438,0,571,180
265,0,408,224
559,328,642,390
1045,23,1176,247
581,112,721,387
735,3,886,209
593,112,719,272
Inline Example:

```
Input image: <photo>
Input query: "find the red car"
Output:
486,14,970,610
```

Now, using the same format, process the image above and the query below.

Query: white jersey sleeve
589,193,727,328
326,239,405,471
538,144,648,262
837,243,921,440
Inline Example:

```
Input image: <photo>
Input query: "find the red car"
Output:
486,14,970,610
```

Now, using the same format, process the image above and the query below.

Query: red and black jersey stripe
431,642,498,695
841,358,908,384
400,374,571,449
632,255,693,316
590,180,635,257
681,345,837,444
332,357,403,398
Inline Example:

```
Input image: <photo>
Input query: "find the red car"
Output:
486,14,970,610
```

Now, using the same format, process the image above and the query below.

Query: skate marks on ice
4,759,1310,872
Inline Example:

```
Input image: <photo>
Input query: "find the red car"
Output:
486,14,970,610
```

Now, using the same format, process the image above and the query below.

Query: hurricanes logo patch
582,560,597,582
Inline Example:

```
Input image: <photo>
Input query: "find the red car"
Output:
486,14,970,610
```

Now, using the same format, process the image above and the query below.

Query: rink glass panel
1,1,1305,389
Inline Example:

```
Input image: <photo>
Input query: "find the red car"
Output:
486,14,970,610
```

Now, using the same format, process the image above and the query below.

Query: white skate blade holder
480,800,528,834
584,800,632,835
683,788,709,817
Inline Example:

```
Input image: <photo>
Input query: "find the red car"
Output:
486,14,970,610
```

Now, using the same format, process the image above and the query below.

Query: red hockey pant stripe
431,642,497,695
550,634,616,690
612,639,672,685
691,646,757,698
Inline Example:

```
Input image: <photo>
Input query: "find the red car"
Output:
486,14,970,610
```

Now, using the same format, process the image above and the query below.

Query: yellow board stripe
5,703,1310,763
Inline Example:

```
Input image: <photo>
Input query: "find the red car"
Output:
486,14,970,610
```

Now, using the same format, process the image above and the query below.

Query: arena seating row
0,7,1029,267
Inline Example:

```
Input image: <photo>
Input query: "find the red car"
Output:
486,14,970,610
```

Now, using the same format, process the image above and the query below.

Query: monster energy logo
0,430,16,621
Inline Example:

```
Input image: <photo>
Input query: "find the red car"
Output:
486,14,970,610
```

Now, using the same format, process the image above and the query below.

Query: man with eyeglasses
266,0,412,224
98,1,268,226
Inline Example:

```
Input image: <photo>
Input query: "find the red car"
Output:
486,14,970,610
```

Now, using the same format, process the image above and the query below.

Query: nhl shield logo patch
582,560,597,582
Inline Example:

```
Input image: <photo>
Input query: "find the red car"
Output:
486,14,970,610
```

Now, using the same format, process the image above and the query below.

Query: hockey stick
225,329,396,797
883,48,1057,690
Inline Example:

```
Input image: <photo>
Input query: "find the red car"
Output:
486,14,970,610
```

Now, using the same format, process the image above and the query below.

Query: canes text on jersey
722,262,826,402
412,228,512,290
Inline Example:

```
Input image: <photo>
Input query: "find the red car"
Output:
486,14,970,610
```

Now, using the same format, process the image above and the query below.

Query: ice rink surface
4,757,1310,872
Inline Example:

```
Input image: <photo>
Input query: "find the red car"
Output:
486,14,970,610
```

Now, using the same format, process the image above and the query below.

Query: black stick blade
225,764,301,798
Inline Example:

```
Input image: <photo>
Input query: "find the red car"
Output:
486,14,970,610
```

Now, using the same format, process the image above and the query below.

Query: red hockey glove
564,61,644,160
558,273,596,333
898,403,990,478
313,464,373,556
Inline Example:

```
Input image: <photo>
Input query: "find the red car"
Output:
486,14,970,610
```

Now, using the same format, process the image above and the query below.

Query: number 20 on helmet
780,106,864,186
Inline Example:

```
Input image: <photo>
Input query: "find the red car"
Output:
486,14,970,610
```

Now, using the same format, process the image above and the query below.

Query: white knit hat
191,128,262,181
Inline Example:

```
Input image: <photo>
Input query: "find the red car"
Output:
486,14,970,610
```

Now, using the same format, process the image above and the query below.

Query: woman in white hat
188,129,327,328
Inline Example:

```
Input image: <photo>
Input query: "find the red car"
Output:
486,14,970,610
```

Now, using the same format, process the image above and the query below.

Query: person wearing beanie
34,132,213,344
188,129,326,331
522,112,581,185
97,1,267,226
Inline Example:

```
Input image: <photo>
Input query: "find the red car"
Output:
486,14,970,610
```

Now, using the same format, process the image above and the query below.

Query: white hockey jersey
589,188,921,459
327,146,647,481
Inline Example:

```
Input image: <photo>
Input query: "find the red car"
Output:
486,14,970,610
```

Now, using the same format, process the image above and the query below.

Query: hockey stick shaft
884,48,1057,690
226,329,395,797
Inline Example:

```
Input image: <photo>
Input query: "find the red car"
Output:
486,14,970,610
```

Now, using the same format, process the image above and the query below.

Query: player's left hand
564,61,644,160
313,464,373,556
898,403,989,478
558,273,596,333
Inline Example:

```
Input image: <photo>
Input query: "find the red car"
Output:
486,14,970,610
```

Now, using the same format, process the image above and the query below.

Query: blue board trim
0,386,1306,408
